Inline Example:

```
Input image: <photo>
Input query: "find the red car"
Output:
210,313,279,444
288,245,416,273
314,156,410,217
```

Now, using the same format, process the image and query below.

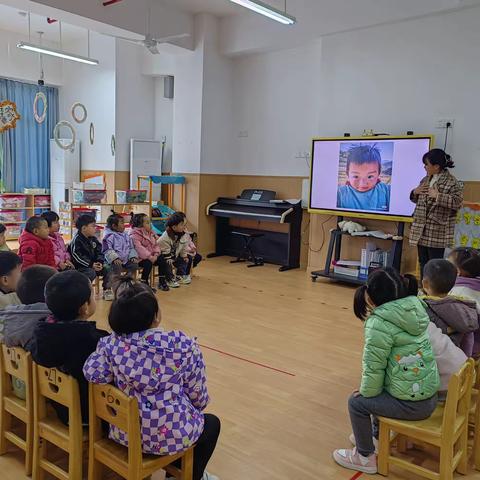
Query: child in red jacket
18,217,56,271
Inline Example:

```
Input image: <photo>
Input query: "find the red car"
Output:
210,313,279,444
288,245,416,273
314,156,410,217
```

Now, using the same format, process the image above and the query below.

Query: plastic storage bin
126,190,147,203
0,210,25,222
0,194,27,208
34,195,51,207
72,190,107,204
5,224,22,238
72,208,98,223
115,191,127,204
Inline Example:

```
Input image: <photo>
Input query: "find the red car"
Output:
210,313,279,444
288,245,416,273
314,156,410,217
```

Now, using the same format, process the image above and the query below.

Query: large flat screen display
309,136,433,221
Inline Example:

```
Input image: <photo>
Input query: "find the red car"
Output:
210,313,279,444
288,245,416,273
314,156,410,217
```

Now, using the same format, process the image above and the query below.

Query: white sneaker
349,433,379,454
178,275,192,285
202,472,219,480
167,279,180,288
103,288,114,301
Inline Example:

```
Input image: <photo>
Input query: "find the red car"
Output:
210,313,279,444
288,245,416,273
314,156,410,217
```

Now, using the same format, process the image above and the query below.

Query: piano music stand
230,231,265,268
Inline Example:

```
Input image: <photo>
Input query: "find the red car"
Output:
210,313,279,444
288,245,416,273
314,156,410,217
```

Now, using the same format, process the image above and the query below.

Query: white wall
318,6,480,180
115,40,155,172
154,78,173,173
229,40,322,177
59,32,116,171
0,29,62,85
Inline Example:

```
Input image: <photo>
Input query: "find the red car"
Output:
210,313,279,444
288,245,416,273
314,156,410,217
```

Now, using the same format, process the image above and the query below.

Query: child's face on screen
347,162,380,192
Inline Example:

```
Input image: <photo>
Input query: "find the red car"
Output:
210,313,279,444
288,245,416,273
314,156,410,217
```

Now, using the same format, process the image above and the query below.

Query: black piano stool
230,231,265,268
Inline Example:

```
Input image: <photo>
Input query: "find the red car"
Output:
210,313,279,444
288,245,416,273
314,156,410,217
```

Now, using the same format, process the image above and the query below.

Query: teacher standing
409,148,463,278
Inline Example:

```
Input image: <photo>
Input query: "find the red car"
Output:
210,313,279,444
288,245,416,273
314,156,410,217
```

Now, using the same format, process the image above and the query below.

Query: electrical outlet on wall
238,130,249,138
435,118,455,129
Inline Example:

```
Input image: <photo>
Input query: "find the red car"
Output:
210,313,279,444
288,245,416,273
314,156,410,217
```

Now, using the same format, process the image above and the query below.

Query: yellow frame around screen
307,134,434,223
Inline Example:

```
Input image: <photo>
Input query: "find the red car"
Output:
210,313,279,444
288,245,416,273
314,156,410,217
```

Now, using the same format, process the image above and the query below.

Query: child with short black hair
31,270,108,424
0,251,21,309
422,259,479,356
41,211,74,271
130,213,170,291
18,216,55,270
159,212,202,287
333,268,439,475
84,277,221,480
0,223,10,252
449,247,480,309
69,214,107,290
0,265,57,399
102,212,139,299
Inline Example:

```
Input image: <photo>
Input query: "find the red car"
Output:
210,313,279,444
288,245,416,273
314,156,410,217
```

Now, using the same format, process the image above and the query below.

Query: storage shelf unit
0,193,51,240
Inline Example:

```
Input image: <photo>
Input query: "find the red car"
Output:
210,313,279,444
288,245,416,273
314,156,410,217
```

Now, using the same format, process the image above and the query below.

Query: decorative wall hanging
71,102,87,123
89,122,95,145
54,120,76,151
33,92,47,124
111,134,115,156
0,100,21,133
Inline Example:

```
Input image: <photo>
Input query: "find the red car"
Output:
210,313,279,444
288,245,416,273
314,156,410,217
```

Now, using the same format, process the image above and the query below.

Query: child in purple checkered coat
83,278,221,480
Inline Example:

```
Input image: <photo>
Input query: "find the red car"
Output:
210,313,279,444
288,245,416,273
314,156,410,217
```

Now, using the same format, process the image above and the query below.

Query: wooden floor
1,257,480,479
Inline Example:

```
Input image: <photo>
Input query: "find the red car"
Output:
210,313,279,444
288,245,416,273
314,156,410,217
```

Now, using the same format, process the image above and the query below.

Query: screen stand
311,216,405,285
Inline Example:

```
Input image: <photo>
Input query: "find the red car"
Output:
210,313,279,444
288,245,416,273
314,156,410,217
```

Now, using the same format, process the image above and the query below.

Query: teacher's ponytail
422,148,455,170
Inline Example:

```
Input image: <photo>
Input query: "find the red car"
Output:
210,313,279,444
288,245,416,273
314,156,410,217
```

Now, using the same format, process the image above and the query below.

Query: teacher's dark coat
409,170,463,248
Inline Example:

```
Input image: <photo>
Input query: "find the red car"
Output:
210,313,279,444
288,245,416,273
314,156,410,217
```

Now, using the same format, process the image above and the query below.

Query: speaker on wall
164,76,174,99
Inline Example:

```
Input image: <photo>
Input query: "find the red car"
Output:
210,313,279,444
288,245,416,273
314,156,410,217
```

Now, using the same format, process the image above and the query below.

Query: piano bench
230,231,265,268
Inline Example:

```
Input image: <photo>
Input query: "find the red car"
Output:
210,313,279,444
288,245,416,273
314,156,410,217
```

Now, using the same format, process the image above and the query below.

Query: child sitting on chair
83,277,221,480
41,211,75,271
102,212,139,298
18,216,56,270
0,251,22,309
31,270,108,425
130,213,170,292
159,212,202,286
421,259,479,356
333,268,439,475
0,223,11,251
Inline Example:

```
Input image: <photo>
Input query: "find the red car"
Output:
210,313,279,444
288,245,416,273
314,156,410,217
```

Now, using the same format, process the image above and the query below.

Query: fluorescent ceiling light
229,0,296,25
17,41,99,65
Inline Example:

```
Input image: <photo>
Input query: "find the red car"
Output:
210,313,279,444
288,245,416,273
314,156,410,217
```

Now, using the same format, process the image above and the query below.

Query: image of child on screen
336,143,392,212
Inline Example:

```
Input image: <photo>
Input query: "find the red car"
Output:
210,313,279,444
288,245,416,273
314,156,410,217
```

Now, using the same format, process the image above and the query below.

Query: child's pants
78,267,108,289
174,253,202,276
138,257,170,283
348,392,437,456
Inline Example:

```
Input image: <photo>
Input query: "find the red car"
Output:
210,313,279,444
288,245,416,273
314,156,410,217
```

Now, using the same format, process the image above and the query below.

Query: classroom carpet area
1,257,480,479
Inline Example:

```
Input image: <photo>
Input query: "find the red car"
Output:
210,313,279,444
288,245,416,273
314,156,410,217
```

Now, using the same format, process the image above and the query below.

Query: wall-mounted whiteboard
130,139,162,198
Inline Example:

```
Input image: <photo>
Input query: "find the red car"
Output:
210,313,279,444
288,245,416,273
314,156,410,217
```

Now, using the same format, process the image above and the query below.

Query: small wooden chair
468,358,480,470
32,365,84,480
88,383,194,480
378,358,475,480
0,345,33,475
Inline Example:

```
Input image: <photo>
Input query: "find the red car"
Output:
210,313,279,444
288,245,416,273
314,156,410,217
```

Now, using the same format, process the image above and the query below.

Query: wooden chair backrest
442,358,475,436
35,365,79,409
1,345,31,383
474,358,480,391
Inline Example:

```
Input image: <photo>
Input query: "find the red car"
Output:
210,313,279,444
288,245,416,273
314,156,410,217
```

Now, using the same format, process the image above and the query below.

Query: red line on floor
349,472,363,480
199,344,296,377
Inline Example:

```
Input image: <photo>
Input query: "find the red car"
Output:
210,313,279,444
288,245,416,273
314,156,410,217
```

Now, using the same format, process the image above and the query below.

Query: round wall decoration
89,122,95,145
111,134,116,156
54,120,76,151
33,92,47,124
71,102,87,123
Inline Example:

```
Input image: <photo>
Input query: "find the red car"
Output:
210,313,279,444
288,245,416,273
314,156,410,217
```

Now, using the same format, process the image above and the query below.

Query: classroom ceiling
158,0,242,17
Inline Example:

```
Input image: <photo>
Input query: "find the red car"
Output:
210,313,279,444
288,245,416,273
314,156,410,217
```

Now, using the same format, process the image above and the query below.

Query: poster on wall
0,100,21,133
454,202,480,250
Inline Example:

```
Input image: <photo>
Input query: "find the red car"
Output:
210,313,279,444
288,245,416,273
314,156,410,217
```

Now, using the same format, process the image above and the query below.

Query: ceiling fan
109,3,189,54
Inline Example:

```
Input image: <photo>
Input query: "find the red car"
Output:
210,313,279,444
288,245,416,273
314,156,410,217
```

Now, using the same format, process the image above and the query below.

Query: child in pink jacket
130,213,171,292
41,211,74,271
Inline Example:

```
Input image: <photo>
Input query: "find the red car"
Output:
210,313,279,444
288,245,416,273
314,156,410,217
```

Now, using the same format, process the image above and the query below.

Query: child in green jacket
333,268,440,475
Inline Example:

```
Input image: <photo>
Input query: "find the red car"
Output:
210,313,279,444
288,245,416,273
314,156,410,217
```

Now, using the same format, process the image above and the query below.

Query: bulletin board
454,202,480,249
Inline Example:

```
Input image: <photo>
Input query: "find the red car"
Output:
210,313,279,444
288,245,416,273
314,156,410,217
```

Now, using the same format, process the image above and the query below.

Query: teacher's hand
428,187,440,200
413,184,429,195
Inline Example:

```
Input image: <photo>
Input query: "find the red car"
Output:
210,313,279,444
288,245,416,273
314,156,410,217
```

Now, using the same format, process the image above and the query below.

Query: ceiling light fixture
229,0,296,25
17,41,99,65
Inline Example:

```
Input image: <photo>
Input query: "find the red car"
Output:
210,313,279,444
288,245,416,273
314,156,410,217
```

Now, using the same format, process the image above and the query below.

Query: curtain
0,78,58,192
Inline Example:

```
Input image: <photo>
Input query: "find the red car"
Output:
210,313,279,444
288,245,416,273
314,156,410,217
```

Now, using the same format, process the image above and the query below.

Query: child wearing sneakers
333,268,439,475
102,212,139,298
421,259,479,356
41,211,74,271
18,216,56,270
84,277,221,480
130,213,171,291
159,212,202,287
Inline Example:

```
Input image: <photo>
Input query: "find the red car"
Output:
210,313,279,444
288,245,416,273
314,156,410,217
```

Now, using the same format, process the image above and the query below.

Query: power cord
444,122,452,150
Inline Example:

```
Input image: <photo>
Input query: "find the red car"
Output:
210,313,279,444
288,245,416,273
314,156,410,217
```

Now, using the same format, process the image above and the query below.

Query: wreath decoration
71,102,87,123
54,120,76,151
33,92,47,124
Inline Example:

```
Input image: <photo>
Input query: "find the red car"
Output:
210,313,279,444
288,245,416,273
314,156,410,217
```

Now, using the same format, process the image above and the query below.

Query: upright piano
206,189,303,271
